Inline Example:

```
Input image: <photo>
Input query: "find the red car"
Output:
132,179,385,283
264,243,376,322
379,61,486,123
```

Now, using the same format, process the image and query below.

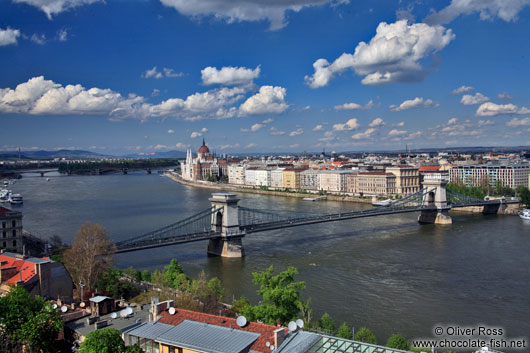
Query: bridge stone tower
207,193,245,257
418,175,452,225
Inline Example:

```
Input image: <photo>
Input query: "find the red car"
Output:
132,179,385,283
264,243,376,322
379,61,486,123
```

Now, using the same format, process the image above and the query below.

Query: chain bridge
114,176,510,257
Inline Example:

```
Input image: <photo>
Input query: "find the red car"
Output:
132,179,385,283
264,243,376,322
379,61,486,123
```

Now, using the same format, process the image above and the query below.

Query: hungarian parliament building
181,139,228,181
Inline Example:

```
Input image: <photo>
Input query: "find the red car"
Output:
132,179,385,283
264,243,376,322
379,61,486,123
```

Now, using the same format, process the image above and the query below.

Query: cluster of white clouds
190,127,208,138
389,97,438,111
13,0,102,19
451,85,474,94
460,92,489,105
475,102,530,117
334,100,373,111
0,73,289,121
333,118,359,131
305,20,455,87
425,0,530,25
142,66,184,79
506,117,530,127
0,27,21,46
201,66,260,86
159,0,348,30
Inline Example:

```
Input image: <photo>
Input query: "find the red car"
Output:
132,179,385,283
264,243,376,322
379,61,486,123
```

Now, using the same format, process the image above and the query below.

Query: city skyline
1,0,530,154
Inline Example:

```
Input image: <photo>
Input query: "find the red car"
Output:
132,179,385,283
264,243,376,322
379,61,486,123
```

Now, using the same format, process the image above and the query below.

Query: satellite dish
265,342,270,347
125,307,133,316
110,312,117,319
296,319,304,328
168,307,176,315
52,304,57,309
270,345,275,351
80,302,85,308
120,309,128,318
288,321,297,332
236,316,247,327
61,305,68,313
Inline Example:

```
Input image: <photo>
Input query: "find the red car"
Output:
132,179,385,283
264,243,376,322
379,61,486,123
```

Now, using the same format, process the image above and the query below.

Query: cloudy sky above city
1,0,530,154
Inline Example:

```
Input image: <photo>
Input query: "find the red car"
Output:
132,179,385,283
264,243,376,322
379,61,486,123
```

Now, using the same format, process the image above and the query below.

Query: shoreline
163,172,374,204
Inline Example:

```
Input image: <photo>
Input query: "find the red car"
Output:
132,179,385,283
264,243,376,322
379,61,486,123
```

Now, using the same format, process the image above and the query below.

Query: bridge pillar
207,193,245,257
418,176,452,225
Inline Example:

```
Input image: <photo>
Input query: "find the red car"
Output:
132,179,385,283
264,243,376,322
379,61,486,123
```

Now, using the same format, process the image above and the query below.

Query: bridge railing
115,206,222,250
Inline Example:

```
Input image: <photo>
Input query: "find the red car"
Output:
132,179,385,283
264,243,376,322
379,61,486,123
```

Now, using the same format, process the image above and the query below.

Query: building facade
449,163,530,189
300,169,319,190
318,170,352,193
282,168,306,190
181,139,228,181
270,168,284,188
0,207,23,254
347,172,396,196
386,165,420,195
228,164,246,185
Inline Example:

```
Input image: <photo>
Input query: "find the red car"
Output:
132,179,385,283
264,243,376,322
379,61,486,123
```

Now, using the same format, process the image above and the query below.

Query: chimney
274,328,285,348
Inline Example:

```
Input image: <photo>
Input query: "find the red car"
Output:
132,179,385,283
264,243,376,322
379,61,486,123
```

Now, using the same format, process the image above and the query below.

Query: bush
386,334,409,350
354,327,377,345
337,322,352,339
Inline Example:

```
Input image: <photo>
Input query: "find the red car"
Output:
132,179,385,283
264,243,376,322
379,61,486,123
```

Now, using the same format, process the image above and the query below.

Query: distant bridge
115,176,515,257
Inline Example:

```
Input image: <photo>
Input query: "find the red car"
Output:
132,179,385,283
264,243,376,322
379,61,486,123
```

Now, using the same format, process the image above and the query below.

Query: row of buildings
181,140,530,197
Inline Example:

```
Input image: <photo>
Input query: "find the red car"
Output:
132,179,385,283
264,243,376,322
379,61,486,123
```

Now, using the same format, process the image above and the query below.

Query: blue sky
1,0,530,155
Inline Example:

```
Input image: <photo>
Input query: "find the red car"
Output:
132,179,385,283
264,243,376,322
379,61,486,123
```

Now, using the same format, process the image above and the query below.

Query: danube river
8,172,530,347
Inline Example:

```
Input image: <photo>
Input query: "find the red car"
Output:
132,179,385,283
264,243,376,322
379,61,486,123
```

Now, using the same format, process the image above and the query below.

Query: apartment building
228,164,246,185
255,169,272,187
0,207,23,254
270,168,285,188
347,171,396,196
300,169,319,190
386,165,420,195
449,163,530,189
245,168,257,186
318,170,352,193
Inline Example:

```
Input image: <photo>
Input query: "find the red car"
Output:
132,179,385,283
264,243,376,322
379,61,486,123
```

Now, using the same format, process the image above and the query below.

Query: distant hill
0,149,108,160
123,150,187,159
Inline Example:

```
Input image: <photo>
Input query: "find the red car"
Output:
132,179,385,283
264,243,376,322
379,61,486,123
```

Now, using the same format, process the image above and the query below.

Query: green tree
0,286,63,353
207,277,224,301
354,327,377,345
141,270,152,282
516,185,530,206
386,334,409,350
242,266,306,326
96,268,139,300
226,297,251,317
318,313,335,333
337,322,353,339
124,345,145,353
79,328,125,353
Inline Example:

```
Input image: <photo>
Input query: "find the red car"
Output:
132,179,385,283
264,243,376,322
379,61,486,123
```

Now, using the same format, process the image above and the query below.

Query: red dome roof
198,138,210,154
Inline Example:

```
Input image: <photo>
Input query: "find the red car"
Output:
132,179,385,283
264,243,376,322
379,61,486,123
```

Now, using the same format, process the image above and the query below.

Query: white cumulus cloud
388,129,407,137
190,131,202,138
312,124,324,131
368,118,385,127
201,127,208,133
351,128,376,139
451,85,474,94
201,65,260,86
389,97,438,111
334,100,374,111
305,20,455,87
478,120,495,127
239,86,288,116
476,102,530,117
13,0,103,19
0,27,21,46
289,127,304,136
159,0,348,31
333,118,359,131
251,123,264,132
461,92,489,105
425,0,530,25
143,66,183,79
506,117,530,127
175,142,189,150
168,129,175,134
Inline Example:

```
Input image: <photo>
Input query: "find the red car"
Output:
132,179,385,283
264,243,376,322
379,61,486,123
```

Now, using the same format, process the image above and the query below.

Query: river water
6,172,530,349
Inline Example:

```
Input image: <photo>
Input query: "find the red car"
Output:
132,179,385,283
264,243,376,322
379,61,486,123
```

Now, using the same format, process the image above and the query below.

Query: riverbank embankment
164,172,373,204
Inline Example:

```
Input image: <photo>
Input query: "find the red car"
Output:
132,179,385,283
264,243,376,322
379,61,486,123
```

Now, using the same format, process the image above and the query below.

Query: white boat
520,209,530,220
9,193,23,205
0,189,9,202
303,196,326,201
372,199,392,206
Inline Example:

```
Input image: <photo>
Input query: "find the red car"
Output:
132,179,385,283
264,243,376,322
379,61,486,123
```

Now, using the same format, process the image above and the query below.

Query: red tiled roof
419,165,440,171
0,206,14,217
0,254,37,284
158,308,286,353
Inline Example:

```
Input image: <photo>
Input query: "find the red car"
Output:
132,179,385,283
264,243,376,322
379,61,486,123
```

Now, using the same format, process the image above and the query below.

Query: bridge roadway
114,198,504,254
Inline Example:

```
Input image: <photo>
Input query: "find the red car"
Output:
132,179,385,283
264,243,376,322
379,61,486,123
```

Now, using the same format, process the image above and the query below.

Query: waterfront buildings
228,164,246,185
283,168,307,190
271,168,285,188
318,170,352,193
0,206,23,254
300,169,319,191
449,163,530,189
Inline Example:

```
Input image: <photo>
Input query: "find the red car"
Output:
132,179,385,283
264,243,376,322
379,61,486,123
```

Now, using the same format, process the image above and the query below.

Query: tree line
58,158,180,173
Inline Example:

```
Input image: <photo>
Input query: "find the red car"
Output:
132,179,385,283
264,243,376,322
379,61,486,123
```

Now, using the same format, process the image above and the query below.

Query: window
2,231,5,238
2,222,5,228
12,220,16,228
12,230,16,237
2,241,5,248
12,240,16,247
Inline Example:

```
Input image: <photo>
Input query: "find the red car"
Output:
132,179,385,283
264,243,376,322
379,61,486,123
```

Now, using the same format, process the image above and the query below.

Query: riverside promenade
164,171,373,204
